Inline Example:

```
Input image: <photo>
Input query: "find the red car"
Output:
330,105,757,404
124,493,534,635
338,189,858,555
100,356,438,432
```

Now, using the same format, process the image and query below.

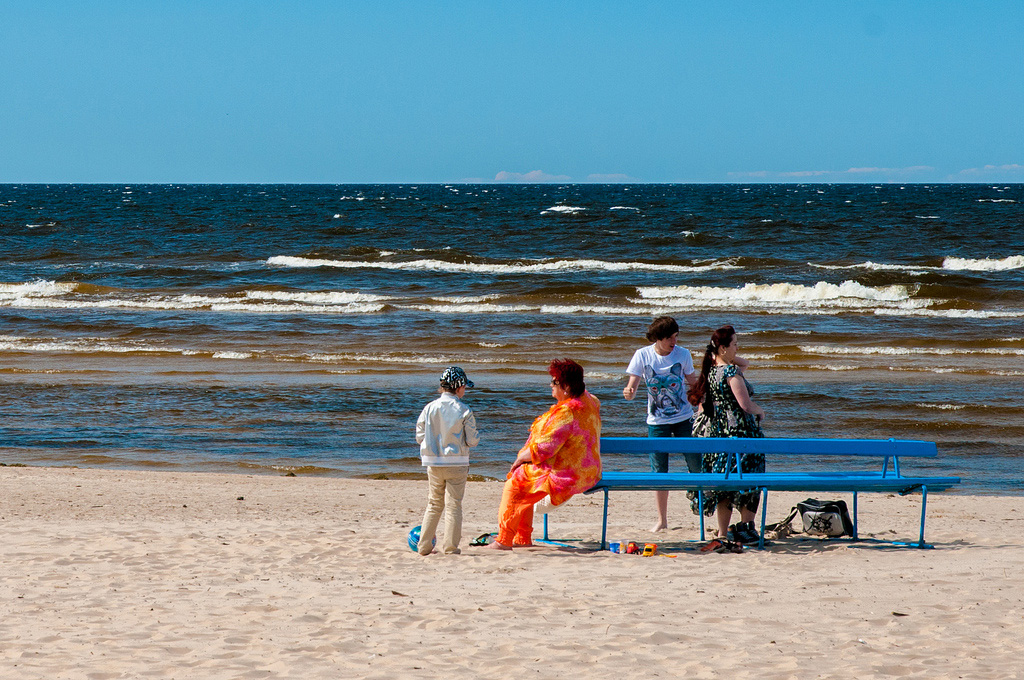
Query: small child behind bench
414,366,480,555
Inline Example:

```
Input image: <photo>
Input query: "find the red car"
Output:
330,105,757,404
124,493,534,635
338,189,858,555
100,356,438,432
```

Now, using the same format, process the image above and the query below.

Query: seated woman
489,359,602,550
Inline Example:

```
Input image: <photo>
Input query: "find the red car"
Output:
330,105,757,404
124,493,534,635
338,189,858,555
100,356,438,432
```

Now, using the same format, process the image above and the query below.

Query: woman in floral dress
688,325,766,544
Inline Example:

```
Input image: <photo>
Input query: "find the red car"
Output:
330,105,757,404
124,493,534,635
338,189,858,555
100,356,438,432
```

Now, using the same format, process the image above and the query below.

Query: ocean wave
636,280,928,311
609,206,640,211
2,295,386,315
809,261,935,273
267,255,739,274
541,206,586,214
0,280,76,298
430,294,504,303
0,335,183,355
805,364,859,371
244,290,390,304
799,345,1024,356
916,403,968,411
872,308,1024,319
303,353,510,365
942,255,1024,272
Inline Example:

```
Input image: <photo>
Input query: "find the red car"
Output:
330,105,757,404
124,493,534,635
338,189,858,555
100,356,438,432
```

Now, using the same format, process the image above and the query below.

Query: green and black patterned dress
690,364,765,516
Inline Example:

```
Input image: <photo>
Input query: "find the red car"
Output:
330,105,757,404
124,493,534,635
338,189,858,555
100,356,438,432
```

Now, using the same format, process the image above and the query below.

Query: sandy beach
1,466,1020,679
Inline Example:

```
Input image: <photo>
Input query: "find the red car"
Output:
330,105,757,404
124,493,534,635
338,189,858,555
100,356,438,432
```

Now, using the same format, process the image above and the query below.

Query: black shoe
735,521,761,544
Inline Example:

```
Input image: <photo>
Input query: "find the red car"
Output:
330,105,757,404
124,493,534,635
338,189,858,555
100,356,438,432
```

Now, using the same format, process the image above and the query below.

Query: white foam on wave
267,255,739,274
0,334,181,355
406,303,538,314
304,353,509,365
212,351,253,360
0,280,76,298
806,364,859,371
809,261,934,273
636,280,925,311
609,206,640,211
2,293,385,315
800,345,1024,357
430,294,504,303
977,199,1017,203
872,308,1024,319
245,290,390,304
942,255,1024,272
541,206,586,214
916,403,967,411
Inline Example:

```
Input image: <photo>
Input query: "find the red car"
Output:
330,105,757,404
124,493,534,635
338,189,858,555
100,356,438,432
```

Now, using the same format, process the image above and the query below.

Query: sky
2,1,1023,184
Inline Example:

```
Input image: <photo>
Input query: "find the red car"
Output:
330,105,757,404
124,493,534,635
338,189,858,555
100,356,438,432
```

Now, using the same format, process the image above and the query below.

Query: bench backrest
600,437,937,458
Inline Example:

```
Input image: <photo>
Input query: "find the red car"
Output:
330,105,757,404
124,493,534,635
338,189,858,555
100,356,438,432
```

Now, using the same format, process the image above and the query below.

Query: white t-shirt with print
626,344,696,425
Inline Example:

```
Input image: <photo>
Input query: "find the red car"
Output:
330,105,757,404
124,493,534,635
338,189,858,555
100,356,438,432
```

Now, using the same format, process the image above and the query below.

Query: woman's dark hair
549,358,585,398
688,325,737,407
645,316,679,343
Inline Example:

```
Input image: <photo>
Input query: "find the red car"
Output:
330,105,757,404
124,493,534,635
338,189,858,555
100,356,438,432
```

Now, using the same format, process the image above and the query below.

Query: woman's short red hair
549,358,585,398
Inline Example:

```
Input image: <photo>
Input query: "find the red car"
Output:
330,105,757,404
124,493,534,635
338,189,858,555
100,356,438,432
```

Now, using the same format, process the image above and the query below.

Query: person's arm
415,407,428,444
684,370,698,387
511,406,574,471
623,374,642,400
727,374,765,421
733,355,750,373
463,410,480,448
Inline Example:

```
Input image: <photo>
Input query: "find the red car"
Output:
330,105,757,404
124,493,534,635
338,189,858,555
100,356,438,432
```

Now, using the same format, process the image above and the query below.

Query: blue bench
542,437,961,550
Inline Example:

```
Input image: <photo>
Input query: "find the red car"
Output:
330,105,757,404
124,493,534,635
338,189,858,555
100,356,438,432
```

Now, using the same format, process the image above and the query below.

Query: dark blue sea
1,183,1022,493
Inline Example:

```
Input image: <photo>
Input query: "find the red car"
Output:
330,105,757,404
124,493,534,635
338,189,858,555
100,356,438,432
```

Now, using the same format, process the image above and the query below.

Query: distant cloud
585,173,640,183
957,164,1024,176
727,166,935,181
494,170,571,183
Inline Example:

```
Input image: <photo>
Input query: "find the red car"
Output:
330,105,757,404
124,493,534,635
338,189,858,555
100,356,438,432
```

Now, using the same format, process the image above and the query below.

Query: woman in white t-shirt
623,316,697,532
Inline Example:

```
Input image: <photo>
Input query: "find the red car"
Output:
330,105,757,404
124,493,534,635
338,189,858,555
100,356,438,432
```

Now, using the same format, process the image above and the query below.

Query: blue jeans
647,419,698,473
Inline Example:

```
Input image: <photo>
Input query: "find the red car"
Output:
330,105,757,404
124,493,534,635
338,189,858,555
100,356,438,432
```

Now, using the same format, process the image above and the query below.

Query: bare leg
651,490,669,532
716,502,732,539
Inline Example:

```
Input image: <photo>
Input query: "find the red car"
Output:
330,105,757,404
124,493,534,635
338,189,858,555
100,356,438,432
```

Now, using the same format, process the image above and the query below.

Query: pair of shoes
731,521,761,544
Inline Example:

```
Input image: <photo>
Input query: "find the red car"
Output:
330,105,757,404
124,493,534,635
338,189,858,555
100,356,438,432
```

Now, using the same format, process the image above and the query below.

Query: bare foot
487,541,513,551
650,522,668,532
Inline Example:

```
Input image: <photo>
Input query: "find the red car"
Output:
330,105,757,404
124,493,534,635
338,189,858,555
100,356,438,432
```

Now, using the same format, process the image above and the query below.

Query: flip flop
470,532,496,547
700,538,725,553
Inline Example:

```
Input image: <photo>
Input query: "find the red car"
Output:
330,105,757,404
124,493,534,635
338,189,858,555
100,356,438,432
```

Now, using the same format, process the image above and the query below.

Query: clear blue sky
3,1,1022,183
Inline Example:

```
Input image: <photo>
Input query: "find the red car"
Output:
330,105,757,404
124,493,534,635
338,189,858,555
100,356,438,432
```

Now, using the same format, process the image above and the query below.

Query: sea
1,183,1021,494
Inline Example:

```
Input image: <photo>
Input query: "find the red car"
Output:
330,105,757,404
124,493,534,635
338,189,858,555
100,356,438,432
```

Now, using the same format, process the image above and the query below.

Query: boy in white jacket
415,366,480,555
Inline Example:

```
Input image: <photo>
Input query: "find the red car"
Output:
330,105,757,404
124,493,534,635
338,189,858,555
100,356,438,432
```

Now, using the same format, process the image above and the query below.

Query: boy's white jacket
416,393,480,466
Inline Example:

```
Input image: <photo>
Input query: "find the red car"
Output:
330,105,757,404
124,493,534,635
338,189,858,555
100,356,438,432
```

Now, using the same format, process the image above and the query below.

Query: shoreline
2,465,1021,678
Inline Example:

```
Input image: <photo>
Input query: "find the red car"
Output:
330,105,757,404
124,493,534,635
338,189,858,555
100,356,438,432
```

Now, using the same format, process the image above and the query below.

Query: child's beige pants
418,465,468,555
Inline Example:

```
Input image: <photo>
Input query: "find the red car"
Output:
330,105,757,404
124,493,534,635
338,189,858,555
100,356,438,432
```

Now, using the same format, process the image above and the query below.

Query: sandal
470,532,496,547
700,538,725,553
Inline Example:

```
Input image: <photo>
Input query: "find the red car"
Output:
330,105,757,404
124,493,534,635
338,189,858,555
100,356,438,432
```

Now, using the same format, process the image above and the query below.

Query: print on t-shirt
643,363,685,419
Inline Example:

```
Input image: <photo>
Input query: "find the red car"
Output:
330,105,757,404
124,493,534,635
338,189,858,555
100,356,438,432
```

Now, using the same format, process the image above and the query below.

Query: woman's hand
728,374,765,421
510,449,532,473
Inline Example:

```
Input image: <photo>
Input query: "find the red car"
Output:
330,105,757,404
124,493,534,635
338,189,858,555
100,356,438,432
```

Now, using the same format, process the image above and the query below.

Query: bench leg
601,489,609,550
698,490,705,541
852,492,859,540
758,488,767,550
918,485,929,548
543,512,549,541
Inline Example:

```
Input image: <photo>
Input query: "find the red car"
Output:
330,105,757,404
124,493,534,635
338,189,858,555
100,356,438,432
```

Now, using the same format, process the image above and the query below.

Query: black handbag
796,498,854,537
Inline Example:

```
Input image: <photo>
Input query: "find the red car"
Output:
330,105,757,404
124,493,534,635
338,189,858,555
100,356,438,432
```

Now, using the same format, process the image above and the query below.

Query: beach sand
1,466,1020,679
